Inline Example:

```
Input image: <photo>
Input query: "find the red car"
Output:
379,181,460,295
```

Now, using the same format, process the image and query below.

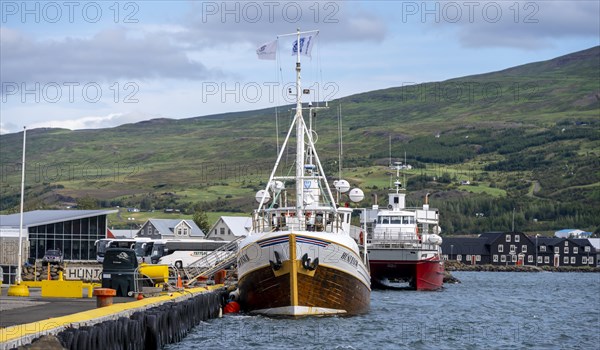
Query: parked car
42,249,63,264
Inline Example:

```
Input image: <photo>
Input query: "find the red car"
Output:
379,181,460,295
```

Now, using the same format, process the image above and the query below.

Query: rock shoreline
445,261,600,273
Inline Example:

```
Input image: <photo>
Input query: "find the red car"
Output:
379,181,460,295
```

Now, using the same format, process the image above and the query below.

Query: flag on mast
292,36,314,58
256,40,277,60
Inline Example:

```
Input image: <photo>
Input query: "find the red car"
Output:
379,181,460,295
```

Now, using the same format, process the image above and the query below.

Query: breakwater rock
445,261,600,272
443,270,461,284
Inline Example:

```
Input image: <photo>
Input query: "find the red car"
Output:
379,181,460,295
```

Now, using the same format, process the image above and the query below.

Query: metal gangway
183,237,243,287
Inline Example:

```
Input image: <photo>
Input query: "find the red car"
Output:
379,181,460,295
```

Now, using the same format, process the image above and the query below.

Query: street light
451,244,454,261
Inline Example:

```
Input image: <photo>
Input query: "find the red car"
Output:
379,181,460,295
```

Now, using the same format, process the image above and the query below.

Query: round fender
144,314,160,350
57,330,75,350
74,330,89,350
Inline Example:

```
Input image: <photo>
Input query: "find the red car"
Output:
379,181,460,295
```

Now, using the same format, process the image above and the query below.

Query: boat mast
294,29,304,218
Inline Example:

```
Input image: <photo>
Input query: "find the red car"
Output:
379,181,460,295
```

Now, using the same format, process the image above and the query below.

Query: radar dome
255,190,271,203
334,179,350,193
349,188,364,202
270,181,285,193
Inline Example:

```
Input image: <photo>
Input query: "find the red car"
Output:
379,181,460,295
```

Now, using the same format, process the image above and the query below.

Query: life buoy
359,231,364,245
223,301,240,314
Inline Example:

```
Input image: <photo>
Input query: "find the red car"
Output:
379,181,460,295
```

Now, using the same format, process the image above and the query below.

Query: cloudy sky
1,1,598,134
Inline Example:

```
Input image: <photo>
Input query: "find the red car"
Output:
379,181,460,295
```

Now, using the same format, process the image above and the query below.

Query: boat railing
251,209,345,234
367,239,440,251
371,229,417,241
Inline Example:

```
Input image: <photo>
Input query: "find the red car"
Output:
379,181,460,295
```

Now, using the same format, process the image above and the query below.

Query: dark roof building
0,209,116,262
441,232,596,267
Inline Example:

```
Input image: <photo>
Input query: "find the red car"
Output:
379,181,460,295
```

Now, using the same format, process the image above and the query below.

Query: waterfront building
441,232,597,267
206,216,251,241
0,209,116,263
136,219,205,240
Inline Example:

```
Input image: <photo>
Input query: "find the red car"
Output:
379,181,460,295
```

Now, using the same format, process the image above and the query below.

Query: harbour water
167,272,599,349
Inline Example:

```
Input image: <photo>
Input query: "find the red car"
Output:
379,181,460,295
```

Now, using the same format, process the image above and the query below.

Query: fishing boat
236,30,371,316
363,162,444,290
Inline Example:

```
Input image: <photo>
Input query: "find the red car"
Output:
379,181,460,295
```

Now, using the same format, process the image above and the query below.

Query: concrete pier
0,285,224,350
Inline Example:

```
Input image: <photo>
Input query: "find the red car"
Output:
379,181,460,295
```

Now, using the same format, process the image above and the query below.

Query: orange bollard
176,274,183,288
93,288,117,308
214,270,227,285
47,263,51,280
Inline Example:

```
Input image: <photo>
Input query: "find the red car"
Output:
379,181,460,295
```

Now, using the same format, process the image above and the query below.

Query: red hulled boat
363,162,444,290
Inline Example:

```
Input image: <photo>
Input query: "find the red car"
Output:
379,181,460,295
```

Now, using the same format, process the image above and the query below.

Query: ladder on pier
183,237,242,287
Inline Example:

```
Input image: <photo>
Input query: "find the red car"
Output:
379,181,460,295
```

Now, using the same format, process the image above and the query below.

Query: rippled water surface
166,272,600,349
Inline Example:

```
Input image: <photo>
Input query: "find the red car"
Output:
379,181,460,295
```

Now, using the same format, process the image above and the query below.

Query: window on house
528,255,533,263
515,235,520,242
584,246,590,252
540,245,546,252
537,256,543,264
570,257,575,264
456,255,462,261
565,241,568,246
501,255,506,262
177,228,182,236
476,255,481,261
564,246,569,254
589,257,594,265
498,245,504,253
573,247,578,254
522,245,527,253
493,255,498,262
544,256,549,264
554,247,559,254
506,235,511,242
512,255,517,262
220,228,225,235
466,255,471,262
510,245,516,253
228,229,232,235
582,257,587,264
443,255,448,261
563,256,569,264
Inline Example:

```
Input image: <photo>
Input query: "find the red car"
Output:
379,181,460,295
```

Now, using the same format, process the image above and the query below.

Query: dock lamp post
451,245,454,261
8,127,30,297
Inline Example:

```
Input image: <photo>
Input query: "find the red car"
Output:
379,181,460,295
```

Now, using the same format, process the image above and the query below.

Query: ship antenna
338,103,343,180
404,151,407,191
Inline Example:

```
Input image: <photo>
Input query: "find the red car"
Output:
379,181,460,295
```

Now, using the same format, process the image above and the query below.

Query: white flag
291,36,314,58
256,40,277,60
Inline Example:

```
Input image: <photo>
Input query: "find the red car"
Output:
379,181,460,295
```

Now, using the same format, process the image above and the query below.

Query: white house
207,216,251,241
136,219,205,240
555,229,592,238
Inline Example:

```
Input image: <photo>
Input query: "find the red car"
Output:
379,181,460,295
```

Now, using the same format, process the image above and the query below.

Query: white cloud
440,1,599,49
0,26,221,87
27,112,158,131
0,122,11,135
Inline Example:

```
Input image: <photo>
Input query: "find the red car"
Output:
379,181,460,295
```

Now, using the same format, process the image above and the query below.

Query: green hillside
1,46,598,234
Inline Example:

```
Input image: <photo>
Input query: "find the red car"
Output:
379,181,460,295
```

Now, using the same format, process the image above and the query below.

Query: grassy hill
1,46,598,234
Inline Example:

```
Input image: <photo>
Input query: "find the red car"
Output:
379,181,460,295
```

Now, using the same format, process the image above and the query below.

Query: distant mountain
1,46,598,234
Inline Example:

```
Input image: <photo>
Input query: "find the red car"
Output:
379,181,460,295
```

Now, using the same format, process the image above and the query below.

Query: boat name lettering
340,252,358,268
238,253,250,267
